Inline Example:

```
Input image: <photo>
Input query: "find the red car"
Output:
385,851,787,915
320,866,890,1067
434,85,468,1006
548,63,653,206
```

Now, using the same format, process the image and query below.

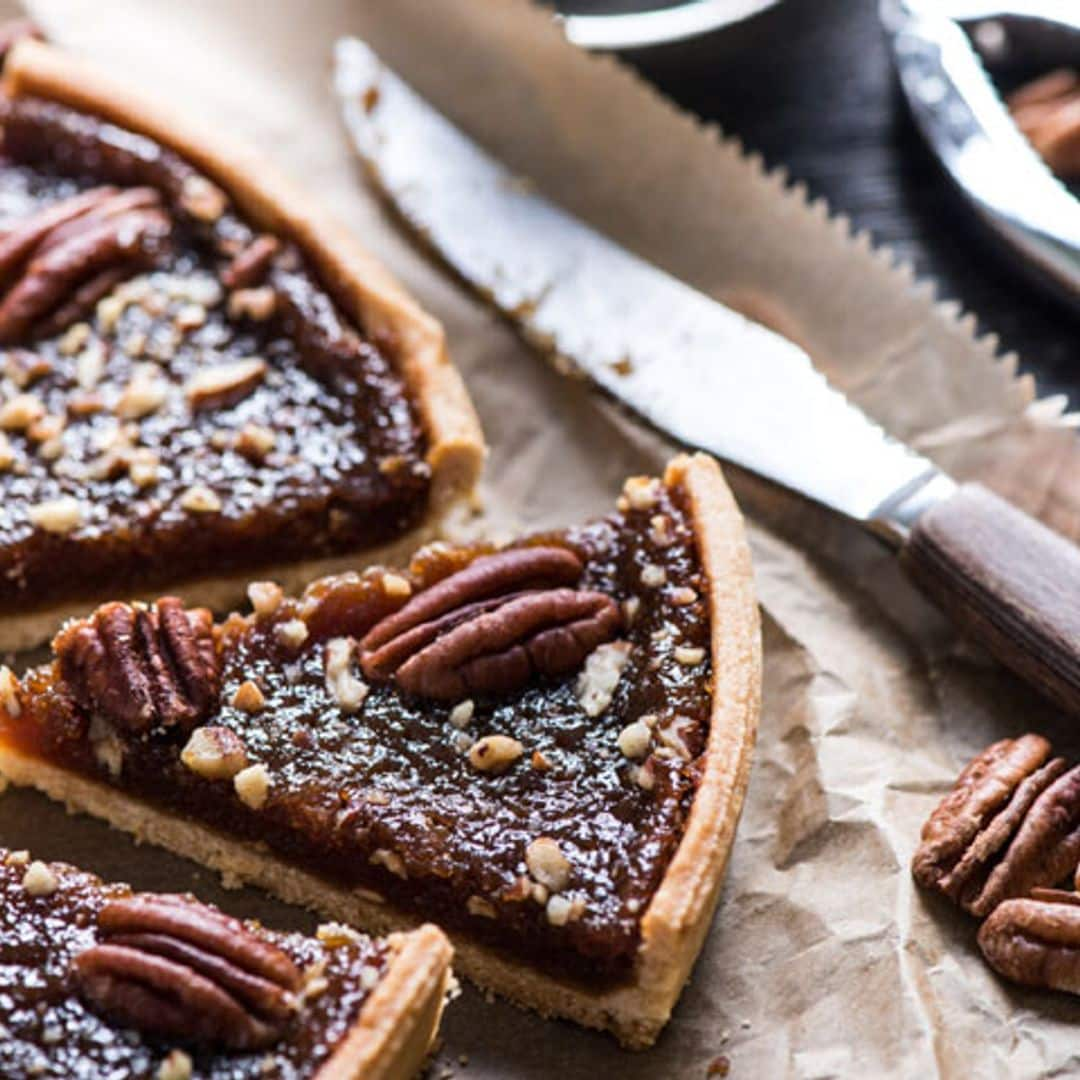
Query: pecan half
912,736,1080,916
1008,69,1080,179
912,735,1068,913
978,889,1080,995
359,547,621,700
55,597,219,735
74,893,301,1050
971,764,1080,916
0,188,171,343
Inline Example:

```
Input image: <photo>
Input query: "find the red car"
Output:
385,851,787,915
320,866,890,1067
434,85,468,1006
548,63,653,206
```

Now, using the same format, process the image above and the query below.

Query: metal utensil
882,0,1080,307
559,0,781,51
335,37,1080,715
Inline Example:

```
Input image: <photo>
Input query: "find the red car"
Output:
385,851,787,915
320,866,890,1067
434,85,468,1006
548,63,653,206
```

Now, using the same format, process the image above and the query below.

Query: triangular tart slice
0,847,452,1079
0,452,760,1048
0,37,483,650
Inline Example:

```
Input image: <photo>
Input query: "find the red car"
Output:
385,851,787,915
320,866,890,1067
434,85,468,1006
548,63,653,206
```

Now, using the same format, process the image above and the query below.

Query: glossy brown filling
0,852,389,1078
6,482,713,990
0,97,429,611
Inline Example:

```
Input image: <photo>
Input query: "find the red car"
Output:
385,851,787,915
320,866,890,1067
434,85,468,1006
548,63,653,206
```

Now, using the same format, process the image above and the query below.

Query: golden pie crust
0,452,760,1048
0,40,485,650
321,923,453,1080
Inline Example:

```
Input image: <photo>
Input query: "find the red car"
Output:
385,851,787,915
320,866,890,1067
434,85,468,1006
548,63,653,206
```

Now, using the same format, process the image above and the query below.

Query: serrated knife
335,37,1080,716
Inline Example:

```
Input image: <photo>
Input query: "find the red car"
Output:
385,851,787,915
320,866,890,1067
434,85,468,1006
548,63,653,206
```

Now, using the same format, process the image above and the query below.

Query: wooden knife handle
900,482,1080,715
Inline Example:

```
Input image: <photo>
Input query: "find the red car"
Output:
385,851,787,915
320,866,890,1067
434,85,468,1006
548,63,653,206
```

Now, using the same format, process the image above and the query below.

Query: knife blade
882,0,1080,308
334,37,1080,715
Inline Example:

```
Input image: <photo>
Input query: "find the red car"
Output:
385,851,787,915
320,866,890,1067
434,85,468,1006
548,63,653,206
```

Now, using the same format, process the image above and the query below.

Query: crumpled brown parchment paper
5,1,1080,1076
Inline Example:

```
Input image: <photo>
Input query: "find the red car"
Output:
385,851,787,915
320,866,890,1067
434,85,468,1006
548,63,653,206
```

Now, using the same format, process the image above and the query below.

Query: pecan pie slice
0,38,482,649
0,848,452,1079
0,453,761,1048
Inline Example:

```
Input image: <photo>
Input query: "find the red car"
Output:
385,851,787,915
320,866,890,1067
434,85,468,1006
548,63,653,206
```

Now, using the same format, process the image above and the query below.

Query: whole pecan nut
912,735,1071,914
359,546,622,700
55,597,220,735
978,888,1080,995
74,893,301,1050
0,187,171,343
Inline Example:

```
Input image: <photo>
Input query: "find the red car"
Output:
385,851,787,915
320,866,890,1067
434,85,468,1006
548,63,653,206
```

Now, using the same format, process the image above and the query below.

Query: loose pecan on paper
55,597,220,735
74,892,301,1050
911,734,1080,916
359,546,622,700
978,887,1080,995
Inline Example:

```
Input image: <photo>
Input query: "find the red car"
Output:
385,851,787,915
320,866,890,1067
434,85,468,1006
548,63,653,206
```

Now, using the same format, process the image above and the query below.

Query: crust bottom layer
0,513,460,654
0,745,668,1049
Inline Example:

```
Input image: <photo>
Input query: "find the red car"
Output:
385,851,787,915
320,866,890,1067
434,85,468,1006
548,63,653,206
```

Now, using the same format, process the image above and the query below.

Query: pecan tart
0,39,483,649
0,452,761,1048
0,847,452,1079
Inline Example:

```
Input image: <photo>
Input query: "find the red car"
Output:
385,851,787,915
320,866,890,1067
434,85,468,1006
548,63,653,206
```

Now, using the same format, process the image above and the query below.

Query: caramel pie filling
0,96,429,610
0,850,390,1077
5,476,712,989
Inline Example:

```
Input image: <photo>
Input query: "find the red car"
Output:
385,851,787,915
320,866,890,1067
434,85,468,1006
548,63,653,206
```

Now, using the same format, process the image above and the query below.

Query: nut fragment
231,680,266,713
617,720,651,760
181,726,248,780
276,618,309,650
157,1050,193,1080
468,734,524,774
449,699,474,729
674,645,706,667
227,286,276,322
622,475,660,511
912,735,1078,915
234,764,271,810
180,175,228,222
576,640,632,717
0,665,21,717
247,580,283,618
526,837,572,893
22,860,58,896
184,358,266,412
324,637,369,713
28,496,83,535
179,485,222,514
0,391,44,430
115,363,168,419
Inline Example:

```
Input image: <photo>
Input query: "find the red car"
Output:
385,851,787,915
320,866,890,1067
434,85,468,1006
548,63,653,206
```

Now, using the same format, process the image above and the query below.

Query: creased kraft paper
6,1,1080,1076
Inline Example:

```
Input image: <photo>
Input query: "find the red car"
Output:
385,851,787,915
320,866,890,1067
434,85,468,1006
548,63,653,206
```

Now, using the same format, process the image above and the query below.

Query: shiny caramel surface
10,482,712,988
0,852,388,1079
0,98,428,610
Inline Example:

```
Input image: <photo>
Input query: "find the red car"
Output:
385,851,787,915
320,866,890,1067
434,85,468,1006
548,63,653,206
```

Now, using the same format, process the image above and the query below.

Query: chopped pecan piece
55,597,219,735
978,889,1080,995
74,893,301,1050
222,234,280,289
359,547,622,700
913,735,1080,916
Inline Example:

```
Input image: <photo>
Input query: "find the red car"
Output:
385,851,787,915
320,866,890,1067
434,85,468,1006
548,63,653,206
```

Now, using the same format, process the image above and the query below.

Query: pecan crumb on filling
0,96,430,611
0,853,390,1074
8,479,712,989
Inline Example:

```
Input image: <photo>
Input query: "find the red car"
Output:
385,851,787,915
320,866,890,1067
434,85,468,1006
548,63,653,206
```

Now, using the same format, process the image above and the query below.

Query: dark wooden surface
559,0,1080,405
